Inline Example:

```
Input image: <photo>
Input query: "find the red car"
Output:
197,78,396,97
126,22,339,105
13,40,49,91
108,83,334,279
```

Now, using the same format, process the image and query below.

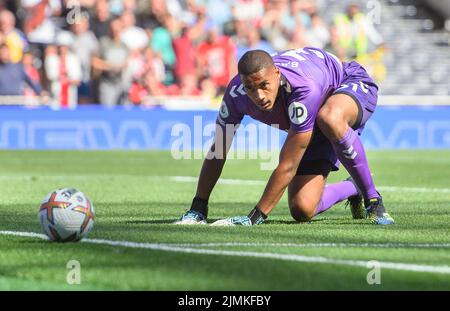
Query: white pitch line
170,242,450,249
1,230,450,275
0,230,47,239
0,174,449,194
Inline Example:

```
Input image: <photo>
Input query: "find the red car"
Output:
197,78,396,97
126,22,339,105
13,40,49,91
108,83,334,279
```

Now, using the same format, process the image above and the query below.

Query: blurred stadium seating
0,0,449,108
320,0,450,96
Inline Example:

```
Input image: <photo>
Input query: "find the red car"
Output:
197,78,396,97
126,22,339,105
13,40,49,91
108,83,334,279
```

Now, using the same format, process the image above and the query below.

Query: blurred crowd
0,0,385,108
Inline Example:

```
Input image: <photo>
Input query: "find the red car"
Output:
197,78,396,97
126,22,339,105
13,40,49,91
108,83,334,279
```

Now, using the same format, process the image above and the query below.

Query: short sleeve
287,83,323,133
216,83,245,128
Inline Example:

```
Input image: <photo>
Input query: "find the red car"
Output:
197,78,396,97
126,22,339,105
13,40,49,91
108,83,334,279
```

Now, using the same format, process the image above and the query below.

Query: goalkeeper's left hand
210,207,267,226
211,216,252,226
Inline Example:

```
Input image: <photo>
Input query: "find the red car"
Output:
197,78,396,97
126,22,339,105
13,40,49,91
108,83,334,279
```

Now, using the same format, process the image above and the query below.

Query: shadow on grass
124,219,175,225
123,217,371,226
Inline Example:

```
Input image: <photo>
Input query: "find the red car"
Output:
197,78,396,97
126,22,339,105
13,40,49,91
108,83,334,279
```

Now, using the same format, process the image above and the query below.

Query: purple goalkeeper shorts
296,61,378,176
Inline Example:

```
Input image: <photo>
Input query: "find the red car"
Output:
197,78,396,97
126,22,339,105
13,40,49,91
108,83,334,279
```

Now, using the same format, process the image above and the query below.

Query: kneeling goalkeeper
175,48,394,226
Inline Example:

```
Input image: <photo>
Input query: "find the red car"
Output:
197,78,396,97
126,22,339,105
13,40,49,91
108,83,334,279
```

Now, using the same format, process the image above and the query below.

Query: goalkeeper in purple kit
175,47,394,226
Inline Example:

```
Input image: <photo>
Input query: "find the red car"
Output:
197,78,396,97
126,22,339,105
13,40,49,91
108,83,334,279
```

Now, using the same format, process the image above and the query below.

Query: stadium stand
0,0,449,107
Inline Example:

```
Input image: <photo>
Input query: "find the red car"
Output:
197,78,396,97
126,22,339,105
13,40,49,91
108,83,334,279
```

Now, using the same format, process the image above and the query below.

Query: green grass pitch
0,150,449,290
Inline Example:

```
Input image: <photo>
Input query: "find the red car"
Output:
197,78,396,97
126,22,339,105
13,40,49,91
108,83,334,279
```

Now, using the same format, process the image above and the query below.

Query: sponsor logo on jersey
288,102,308,125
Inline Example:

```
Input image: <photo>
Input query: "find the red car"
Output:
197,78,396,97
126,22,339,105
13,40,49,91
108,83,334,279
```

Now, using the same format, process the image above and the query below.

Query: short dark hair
238,50,274,76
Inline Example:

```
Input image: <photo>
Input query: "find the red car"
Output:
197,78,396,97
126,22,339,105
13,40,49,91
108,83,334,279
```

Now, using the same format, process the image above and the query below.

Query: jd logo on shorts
288,102,308,125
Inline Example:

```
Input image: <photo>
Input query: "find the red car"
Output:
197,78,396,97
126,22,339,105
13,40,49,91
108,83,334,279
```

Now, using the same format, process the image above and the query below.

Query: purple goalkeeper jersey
216,47,378,168
216,48,378,170
216,47,344,133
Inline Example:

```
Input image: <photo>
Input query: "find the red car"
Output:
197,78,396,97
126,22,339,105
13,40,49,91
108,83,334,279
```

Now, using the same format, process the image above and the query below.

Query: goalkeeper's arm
191,124,235,217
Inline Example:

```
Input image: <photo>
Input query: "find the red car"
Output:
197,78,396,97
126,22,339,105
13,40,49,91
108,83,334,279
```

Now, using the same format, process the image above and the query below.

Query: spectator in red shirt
179,74,201,96
172,27,196,83
128,61,168,105
196,26,236,93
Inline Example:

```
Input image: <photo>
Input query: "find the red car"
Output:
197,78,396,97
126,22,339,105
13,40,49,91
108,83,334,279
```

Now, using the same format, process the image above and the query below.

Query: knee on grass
289,199,316,223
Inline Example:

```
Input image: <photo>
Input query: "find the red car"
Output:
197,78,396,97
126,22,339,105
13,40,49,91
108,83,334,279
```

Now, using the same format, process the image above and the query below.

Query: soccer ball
38,188,95,242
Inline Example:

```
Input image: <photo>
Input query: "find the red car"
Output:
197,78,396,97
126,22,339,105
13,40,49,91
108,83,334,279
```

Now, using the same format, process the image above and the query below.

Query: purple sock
315,180,358,215
332,127,379,201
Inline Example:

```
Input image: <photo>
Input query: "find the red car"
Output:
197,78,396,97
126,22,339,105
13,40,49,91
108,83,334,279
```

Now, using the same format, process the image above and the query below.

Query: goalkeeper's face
241,66,281,112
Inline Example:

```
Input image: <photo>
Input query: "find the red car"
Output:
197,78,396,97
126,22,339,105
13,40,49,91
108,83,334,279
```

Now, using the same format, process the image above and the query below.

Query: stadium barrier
0,104,449,150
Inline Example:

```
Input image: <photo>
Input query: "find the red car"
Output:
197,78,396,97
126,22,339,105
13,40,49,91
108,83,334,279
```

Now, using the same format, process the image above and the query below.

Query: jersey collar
280,74,292,94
